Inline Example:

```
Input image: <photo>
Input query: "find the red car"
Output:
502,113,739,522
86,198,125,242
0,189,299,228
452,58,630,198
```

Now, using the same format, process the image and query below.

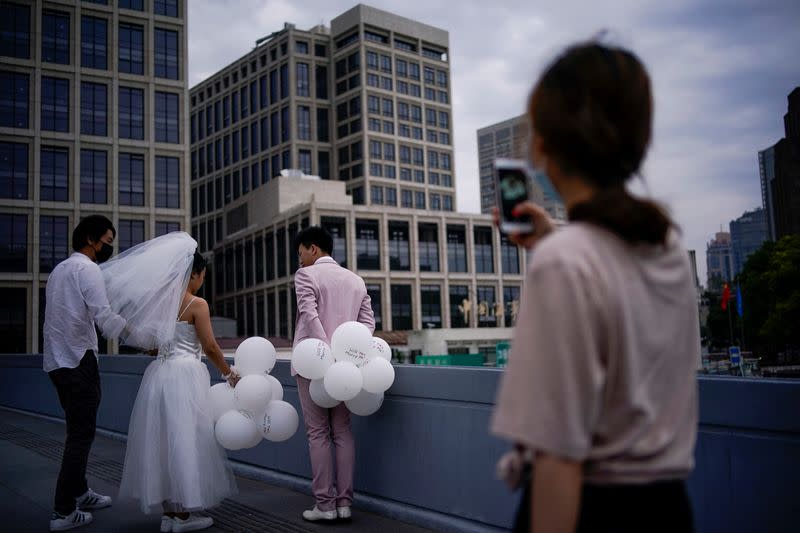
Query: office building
476,114,566,220
729,208,768,278
706,231,733,291
758,146,777,241
764,87,800,239
1,0,190,353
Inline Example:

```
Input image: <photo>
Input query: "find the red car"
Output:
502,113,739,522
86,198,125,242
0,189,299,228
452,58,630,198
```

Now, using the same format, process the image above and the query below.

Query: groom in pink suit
292,226,375,523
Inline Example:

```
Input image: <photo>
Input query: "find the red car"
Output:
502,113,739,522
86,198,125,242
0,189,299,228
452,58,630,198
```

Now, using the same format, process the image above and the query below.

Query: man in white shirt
44,215,127,532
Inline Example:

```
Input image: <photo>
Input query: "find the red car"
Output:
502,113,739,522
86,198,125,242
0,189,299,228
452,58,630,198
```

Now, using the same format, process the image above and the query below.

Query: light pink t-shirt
491,223,699,484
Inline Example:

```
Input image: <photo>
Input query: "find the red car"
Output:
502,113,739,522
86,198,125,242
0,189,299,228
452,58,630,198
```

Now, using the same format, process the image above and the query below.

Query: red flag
721,283,731,311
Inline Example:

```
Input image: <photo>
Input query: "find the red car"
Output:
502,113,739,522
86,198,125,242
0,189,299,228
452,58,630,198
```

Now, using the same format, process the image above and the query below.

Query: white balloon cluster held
292,322,394,416
208,337,299,451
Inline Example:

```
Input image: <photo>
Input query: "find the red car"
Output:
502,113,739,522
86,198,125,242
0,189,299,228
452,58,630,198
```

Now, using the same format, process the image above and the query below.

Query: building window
418,223,439,272
449,285,469,328
0,214,27,272
40,146,69,202
42,10,70,64
318,150,330,180
298,149,312,174
388,221,410,271
280,63,289,99
317,108,329,142
119,23,144,75
298,105,311,140
366,284,383,331
501,235,520,274
296,62,309,97
0,71,28,129
154,0,179,17
154,28,179,79
119,86,144,139
391,285,412,330
431,193,441,211
0,3,30,59
281,107,290,142
421,285,442,329
80,149,107,204
81,16,107,70
155,156,179,208
446,225,467,273
155,91,179,143
0,287,26,353
41,77,69,132
0,142,27,200
351,186,364,205
318,217,346,269
474,227,494,273
155,221,180,236
401,189,412,208
39,215,69,273
120,0,145,10
119,152,144,206
477,286,497,327
371,185,383,205
415,191,425,209
316,64,328,99
386,187,397,205
443,195,453,211
119,219,145,252
503,286,521,327
356,219,380,270
80,82,107,136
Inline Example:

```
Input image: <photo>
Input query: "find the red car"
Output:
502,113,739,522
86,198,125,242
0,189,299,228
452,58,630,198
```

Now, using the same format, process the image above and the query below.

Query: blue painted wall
1,355,798,532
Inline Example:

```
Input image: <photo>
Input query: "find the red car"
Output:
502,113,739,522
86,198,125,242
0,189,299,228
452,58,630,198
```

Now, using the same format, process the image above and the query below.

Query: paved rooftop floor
0,409,434,533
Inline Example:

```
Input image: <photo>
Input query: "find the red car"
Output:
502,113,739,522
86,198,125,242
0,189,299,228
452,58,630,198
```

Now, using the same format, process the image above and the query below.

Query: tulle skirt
119,356,237,514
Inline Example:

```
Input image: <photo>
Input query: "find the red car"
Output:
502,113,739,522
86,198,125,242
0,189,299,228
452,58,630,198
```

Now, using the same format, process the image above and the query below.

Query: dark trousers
48,351,101,515
514,479,694,533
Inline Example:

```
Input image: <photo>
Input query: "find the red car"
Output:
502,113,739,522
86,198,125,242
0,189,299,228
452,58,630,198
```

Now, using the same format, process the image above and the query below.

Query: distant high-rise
729,208,768,278
758,146,777,241
764,87,800,239
476,115,566,220
706,232,733,291
0,0,190,354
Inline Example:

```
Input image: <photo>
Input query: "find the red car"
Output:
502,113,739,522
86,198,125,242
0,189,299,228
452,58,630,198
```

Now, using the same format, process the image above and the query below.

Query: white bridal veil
100,232,198,349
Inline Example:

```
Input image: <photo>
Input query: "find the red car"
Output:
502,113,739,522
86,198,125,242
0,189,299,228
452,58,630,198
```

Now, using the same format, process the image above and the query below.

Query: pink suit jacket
292,256,375,372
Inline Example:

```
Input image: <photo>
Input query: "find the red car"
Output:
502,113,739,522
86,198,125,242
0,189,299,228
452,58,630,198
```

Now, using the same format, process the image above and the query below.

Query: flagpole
727,303,733,347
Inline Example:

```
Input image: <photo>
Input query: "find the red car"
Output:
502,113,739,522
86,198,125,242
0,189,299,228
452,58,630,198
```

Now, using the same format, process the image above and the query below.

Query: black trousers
48,351,101,515
514,479,694,533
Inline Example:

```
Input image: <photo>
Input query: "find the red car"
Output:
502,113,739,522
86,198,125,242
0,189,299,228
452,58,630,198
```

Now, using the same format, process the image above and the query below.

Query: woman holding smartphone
491,41,700,532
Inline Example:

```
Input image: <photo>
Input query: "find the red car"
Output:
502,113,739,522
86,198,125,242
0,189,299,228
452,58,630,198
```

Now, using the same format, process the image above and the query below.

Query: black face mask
95,242,114,263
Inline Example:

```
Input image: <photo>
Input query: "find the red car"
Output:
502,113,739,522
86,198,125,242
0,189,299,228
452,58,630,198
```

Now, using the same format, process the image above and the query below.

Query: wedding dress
118,304,238,514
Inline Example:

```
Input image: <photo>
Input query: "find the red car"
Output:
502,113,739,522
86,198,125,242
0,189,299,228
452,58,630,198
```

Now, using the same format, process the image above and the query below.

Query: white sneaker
302,506,337,522
160,515,174,532
172,514,213,532
76,488,112,510
50,510,93,531
337,506,352,520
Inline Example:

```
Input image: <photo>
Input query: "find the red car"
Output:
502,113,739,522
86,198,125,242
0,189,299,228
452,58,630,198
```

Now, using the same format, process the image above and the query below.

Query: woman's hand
492,202,555,250
224,366,241,387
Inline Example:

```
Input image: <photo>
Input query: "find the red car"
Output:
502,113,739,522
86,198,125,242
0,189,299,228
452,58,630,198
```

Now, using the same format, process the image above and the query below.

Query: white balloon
323,361,363,401
215,410,260,450
369,336,392,361
330,322,373,367
234,336,277,376
208,382,236,421
345,389,384,416
309,378,340,408
234,374,273,415
361,357,395,393
292,338,333,380
244,424,264,448
258,400,299,442
265,374,284,401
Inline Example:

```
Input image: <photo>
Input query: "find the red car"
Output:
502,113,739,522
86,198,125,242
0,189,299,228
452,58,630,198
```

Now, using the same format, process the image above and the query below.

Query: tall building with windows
706,231,733,292
729,207,768,278
758,146,777,241
1,0,189,354
189,5,524,339
476,114,566,220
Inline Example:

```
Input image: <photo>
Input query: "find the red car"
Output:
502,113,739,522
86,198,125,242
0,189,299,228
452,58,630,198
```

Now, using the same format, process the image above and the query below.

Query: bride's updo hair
192,250,207,274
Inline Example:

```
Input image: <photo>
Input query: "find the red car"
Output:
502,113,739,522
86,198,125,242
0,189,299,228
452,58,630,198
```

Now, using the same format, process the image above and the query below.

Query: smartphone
494,158,534,234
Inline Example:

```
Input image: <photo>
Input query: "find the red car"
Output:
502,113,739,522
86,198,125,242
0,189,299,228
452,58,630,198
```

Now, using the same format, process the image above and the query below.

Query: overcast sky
187,0,800,284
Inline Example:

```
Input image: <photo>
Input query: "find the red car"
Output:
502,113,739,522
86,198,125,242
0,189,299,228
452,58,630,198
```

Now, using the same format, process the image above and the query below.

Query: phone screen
497,167,531,223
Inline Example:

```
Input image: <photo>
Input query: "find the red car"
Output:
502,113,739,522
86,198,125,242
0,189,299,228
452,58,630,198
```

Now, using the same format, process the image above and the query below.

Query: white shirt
43,253,127,372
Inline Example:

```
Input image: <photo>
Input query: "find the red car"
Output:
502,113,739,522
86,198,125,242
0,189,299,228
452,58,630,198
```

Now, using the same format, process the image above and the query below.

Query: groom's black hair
295,226,333,255
72,215,116,251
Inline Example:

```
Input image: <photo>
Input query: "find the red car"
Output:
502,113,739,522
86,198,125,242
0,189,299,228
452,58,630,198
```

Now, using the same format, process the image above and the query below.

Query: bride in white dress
118,250,239,533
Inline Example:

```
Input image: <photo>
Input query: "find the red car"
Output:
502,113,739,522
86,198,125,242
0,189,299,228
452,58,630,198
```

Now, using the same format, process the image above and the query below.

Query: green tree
737,235,800,360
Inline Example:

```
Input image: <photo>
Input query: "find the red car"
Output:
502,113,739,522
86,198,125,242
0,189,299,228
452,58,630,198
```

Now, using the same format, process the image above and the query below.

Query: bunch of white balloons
208,337,299,451
292,322,395,416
